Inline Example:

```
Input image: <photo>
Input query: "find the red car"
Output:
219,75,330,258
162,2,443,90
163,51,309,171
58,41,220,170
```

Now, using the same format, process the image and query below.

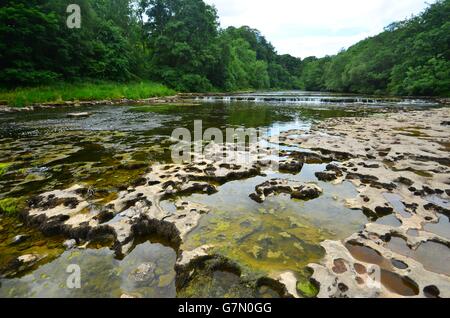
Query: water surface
0,91,443,297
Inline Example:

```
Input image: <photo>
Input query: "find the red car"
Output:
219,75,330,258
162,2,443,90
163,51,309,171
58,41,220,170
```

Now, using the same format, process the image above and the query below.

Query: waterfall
187,92,438,107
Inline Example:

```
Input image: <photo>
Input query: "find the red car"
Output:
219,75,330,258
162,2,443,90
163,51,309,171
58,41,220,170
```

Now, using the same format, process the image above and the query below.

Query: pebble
10,234,30,245
63,239,77,249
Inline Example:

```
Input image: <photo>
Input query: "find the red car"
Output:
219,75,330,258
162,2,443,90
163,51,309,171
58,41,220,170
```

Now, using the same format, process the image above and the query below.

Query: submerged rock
9,234,30,245
315,171,339,182
17,254,41,265
158,271,176,288
1,253,46,278
63,239,77,250
129,263,156,283
120,293,141,298
67,112,92,119
278,159,304,174
249,179,323,203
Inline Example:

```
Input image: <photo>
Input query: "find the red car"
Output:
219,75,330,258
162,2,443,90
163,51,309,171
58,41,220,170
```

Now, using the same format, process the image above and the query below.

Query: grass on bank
0,82,176,107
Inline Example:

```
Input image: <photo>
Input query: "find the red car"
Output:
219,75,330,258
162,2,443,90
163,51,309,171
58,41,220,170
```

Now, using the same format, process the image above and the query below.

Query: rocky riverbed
0,93,448,298
269,108,450,297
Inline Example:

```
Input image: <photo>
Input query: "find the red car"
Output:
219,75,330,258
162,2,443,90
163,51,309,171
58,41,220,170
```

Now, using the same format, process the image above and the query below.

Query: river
0,91,443,297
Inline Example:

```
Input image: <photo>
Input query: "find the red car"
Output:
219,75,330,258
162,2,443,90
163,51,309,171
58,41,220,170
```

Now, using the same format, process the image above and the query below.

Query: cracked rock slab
280,108,450,298
22,143,270,256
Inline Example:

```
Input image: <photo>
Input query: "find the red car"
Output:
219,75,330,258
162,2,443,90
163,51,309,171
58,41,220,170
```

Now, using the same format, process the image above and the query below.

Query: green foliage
399,57,450,96
221,37,270,91
0,82,175,107
298,0,450,96
0,0,304,93
0,0,139,86
0,0,448,96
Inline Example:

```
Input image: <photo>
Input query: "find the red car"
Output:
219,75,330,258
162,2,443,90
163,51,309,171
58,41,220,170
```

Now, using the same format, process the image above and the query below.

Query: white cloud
205,0,435,58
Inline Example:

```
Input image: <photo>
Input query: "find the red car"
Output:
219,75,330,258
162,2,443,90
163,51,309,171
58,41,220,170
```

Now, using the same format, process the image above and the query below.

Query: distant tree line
1,0,448,96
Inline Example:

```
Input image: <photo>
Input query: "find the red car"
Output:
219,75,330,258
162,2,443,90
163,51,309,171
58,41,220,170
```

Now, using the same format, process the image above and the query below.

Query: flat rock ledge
0,95,188,113
174,245,299,298
21,143,272,256
67,112,92,118
271,108,450,298
249,178,323,203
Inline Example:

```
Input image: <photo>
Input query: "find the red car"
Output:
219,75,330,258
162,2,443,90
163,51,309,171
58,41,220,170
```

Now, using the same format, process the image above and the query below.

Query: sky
204,0,436,58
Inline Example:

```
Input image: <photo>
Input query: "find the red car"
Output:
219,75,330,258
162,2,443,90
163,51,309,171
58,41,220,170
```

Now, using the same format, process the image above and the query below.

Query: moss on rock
0,162,12,176
0,197,22,216
296,280,319,298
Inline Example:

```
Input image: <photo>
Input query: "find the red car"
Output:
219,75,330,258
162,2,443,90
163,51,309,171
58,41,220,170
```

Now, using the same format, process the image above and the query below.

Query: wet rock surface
1,99,448,298
20,143,272,256
0,95,187,112
271,108,450,298
1,253,47,278
249,178,323,203
67,112,92,119
10,234,30,246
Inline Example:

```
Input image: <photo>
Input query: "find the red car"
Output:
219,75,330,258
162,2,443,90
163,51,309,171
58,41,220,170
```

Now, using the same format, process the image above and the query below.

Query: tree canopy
1,0,448,96
299,0,450,96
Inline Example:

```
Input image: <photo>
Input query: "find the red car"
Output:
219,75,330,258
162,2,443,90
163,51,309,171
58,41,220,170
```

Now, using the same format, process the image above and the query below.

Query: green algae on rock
0,216,65,278
0,198,23,216
296,280,319,298
0,162,12,176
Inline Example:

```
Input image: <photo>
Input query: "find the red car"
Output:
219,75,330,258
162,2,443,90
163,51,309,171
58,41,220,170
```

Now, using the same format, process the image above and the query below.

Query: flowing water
0,91,443,298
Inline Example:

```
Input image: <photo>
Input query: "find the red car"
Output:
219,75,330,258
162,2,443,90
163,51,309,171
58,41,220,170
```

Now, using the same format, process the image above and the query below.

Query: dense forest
1,0,449,96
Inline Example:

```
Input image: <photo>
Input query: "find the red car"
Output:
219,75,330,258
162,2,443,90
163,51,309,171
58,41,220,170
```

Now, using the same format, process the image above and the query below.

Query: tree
1,0,448,96
297,0,450,96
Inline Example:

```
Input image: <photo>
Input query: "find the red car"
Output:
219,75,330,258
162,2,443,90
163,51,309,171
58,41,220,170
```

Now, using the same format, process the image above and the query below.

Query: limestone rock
277,108,450,298
67,112,91,119
249,178,323,203
129,263,156,283
10,234,30,245
63,239,77,250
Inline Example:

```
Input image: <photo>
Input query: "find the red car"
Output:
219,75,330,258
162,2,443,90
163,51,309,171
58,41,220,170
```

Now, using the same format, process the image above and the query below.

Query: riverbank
0,82,177,109
1,83,449,113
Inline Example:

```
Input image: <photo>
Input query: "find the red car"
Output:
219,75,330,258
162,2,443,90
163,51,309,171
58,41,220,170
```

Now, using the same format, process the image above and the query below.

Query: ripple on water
4,106,180,133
